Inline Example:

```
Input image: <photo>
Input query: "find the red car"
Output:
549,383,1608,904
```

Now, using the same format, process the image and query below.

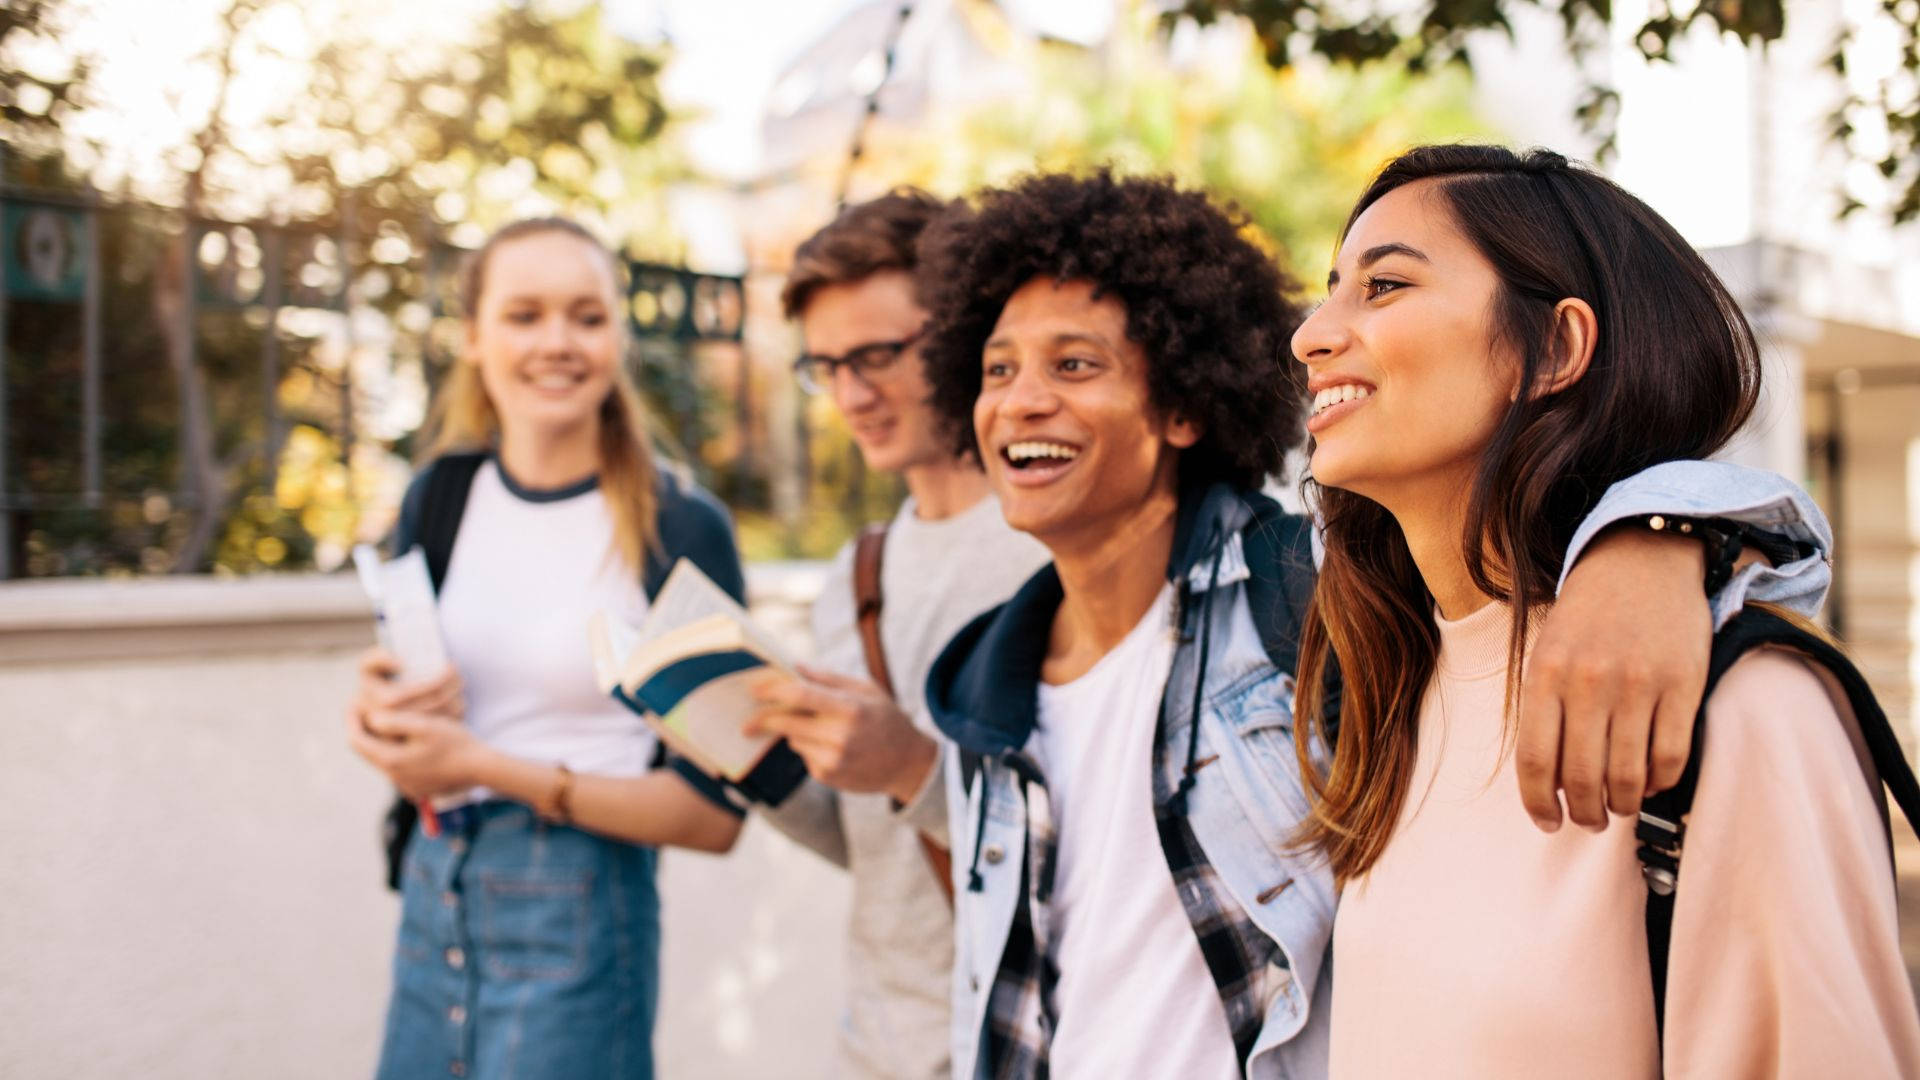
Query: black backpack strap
414,452,486,592
1241,508,1315,675
1242,507,1344,743
1638,607,1920,1045
380,452,484,891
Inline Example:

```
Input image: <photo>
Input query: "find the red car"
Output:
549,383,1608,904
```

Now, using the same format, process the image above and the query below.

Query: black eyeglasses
791,328,924,395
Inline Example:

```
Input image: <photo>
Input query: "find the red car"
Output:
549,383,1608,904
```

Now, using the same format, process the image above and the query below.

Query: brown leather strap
852,522,955,905
853,523,894,697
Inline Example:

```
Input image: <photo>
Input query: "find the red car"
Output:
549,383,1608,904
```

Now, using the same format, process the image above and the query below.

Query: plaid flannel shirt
979,755,1057,1080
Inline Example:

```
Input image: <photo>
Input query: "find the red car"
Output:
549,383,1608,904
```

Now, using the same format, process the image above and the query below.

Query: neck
1041,480,1180,684
496,418,600,491
1380,476,1493,621
902,456,991,521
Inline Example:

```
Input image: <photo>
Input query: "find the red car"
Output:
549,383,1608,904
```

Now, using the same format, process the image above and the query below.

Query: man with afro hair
915,169,1830,1078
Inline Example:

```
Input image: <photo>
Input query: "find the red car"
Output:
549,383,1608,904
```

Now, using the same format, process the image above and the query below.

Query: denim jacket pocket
478,868,593,981
1214,683,1314,850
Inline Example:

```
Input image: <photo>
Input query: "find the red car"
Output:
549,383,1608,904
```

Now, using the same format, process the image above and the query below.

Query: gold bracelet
547,762,575,826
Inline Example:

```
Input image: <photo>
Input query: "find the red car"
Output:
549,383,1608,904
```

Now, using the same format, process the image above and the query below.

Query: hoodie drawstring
966,760,991,893
1167,521,1225,817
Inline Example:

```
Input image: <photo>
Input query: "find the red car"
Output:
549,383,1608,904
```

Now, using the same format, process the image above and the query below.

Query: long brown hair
1291,145,1763,882
421,217,659,571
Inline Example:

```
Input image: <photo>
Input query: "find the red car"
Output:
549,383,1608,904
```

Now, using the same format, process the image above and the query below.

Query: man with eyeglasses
740,189,1048,1080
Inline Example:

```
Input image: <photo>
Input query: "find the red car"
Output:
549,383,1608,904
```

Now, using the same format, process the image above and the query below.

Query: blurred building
1472,1,1920,739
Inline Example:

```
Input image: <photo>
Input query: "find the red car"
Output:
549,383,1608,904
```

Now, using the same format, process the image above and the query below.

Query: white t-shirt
436,461,655,793
773,492,1049,1080
811,492,1052,715
1030,584,1240,1078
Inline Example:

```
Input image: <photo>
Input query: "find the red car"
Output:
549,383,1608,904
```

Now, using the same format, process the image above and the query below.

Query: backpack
378,452,486,890
376,451,805,889
955,503,1328,795
1637,606,1920,1045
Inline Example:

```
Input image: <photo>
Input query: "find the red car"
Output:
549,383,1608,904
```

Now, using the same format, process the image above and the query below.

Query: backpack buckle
1636,810,1684,897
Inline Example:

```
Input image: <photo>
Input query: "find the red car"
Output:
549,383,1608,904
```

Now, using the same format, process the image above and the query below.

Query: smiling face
975,277,1198,547
1291,180,1517,509
465,229,622,442
797,269,951,475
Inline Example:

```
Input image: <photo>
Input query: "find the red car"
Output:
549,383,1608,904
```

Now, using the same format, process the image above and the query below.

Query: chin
856,441,911,474
512,398,601,431
1307,446,1360,492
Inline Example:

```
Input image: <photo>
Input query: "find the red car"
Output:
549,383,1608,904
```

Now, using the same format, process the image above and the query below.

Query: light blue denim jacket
923,462,1831,1080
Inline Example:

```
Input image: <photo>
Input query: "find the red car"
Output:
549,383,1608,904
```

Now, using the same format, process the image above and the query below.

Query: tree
0,0,88,163
143,0,685,571
872,8,1485,284
1171,0,1920,222
4,0,688,575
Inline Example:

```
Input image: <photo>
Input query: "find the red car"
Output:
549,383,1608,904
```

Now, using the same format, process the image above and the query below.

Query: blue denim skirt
374,800,660,1080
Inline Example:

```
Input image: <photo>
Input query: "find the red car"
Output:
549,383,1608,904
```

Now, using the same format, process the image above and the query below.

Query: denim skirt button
449,1060,466,1077
448,1005,466,1025
445,947,465,970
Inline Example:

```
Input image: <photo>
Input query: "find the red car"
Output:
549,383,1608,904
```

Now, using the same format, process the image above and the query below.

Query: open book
589,559,795,783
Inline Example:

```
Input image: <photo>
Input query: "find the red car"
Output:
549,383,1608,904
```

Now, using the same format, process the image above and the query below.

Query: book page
587,610,643,695
351,543,449,684
638,559,793,666
604,559,796,780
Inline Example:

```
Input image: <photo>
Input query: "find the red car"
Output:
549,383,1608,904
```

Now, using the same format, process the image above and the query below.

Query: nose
995,362,1058,421
1291,300,1347,368
538,313,573,356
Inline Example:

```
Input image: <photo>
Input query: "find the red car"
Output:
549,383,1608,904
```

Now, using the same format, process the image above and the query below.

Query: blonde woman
346,218,749,1079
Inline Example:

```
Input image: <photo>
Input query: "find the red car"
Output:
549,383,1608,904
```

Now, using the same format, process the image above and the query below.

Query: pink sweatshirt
1330,601,1920,1079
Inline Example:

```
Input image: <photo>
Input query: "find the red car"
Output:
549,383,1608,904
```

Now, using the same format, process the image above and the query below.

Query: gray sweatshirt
760,493,1049,1079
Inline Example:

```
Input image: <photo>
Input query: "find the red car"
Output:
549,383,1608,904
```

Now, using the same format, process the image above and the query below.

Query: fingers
370,664,465,715
406,671,466,719
345,706,399,769
358,647,401,682
751,674,850,719
362,709,436,741
1514,675,1565,833
1558,695,1613,832
793,663,883,696
1603,700,1655,820
1645,688,1698,796
742,707,837,749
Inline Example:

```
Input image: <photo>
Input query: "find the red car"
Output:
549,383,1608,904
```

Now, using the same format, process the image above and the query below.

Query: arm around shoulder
1561,461,1832,624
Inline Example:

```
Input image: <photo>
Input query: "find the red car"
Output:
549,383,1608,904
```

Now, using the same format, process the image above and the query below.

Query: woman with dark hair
1291,144,1920,1076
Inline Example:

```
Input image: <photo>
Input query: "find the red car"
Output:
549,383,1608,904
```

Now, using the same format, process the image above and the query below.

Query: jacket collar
924,481,1263,755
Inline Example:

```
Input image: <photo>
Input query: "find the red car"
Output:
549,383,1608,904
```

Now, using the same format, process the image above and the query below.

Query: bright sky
44,0,1118,189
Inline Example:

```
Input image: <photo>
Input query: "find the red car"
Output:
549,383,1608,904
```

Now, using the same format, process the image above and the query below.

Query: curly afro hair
915,170,1308,491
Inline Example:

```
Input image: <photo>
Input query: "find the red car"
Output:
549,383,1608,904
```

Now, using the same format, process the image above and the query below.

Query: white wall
0,569,849,1080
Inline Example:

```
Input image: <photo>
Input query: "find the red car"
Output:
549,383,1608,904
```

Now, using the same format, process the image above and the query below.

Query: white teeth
1005,441,1080,463
1311,384,1373,415
530,373,579,390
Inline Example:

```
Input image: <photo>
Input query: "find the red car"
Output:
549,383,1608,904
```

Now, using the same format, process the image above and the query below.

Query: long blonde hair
421,217,659,571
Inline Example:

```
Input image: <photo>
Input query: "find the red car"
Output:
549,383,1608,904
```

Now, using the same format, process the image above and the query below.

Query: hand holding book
589,559,808,805
745,664,940,807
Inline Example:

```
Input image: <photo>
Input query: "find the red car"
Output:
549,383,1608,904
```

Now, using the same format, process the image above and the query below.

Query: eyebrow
1326,242,1431,289
983,330,1113,352
498,294,609,307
